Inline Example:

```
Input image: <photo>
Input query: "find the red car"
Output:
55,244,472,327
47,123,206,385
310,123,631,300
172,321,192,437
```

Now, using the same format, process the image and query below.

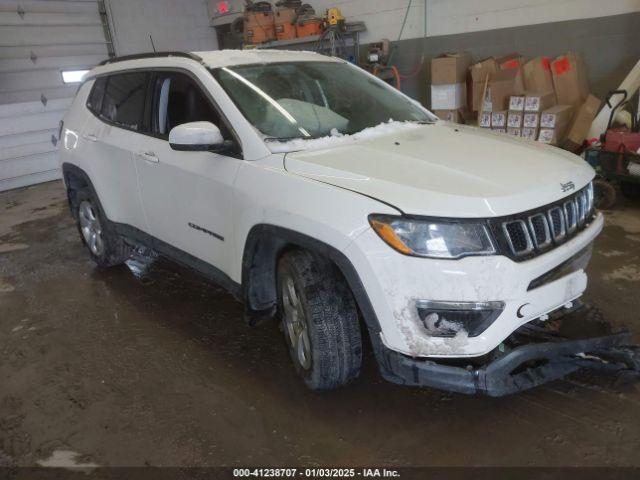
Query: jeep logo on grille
560,181,575,192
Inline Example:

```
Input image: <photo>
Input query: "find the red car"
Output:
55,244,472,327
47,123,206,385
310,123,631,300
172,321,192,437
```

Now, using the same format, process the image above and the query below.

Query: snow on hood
266,121,426,153
284,122,596,217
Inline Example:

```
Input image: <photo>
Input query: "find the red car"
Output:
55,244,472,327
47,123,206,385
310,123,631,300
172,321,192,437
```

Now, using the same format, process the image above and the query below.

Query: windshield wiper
264,135,320,142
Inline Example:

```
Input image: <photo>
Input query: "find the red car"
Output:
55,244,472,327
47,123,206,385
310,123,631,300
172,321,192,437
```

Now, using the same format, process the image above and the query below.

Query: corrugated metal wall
0,0,112,191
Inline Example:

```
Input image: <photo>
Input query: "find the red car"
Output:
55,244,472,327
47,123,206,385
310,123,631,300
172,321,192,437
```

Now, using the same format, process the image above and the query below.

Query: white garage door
0,0,113,191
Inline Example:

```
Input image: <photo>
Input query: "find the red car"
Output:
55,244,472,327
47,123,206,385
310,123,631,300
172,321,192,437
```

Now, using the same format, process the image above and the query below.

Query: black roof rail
98,51,203,66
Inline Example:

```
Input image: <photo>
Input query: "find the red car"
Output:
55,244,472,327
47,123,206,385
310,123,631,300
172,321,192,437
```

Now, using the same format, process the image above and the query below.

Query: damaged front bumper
371,305,640,397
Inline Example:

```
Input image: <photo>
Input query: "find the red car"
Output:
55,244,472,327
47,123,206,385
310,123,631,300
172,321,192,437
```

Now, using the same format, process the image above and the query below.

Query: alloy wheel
78,200,105,257
281,275,312,370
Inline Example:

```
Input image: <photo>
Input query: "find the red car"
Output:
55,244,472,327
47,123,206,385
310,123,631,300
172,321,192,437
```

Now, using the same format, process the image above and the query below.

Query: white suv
59,50,638,396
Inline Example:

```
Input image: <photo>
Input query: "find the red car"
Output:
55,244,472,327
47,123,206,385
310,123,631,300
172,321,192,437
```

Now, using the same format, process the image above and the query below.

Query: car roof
87,49,342,78
195,49,342,68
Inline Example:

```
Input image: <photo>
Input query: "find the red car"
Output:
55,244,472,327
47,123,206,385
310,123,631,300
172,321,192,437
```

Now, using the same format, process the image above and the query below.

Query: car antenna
149,35,157,53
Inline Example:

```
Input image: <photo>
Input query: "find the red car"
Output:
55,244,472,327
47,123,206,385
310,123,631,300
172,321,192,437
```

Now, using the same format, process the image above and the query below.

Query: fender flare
241,224,381,332
61,163,103,219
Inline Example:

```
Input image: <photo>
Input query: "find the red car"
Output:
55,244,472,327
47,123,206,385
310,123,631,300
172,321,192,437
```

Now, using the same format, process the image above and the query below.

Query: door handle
137,151,159,163
83,133,98,142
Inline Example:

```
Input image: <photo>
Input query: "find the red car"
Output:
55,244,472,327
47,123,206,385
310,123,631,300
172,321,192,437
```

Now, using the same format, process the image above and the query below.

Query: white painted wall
309,0,640,43
105,0,219,55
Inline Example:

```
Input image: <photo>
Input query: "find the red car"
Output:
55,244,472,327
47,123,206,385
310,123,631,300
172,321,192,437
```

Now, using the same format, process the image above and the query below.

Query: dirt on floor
1,180,640,468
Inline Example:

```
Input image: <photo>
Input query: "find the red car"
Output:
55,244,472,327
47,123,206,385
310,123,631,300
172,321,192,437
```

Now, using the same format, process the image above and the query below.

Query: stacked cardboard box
433,109,464,123
491,111,507,133
538,105,575,145
565,95,602,150
469,57,498,112
503,92,556,139
431,53,472,120
429,50,601,149
479,111,491,128
506,95,525,136
522,108,541,140
523,57,555,96
551,52,589,107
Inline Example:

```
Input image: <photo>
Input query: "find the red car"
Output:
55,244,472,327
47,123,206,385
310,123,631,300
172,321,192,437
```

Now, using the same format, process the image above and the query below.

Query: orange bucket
275,8,297,41
244,11,276,44
296,17,323,38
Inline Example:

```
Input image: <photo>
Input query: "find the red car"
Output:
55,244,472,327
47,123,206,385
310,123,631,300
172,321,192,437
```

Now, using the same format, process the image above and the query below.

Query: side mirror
169,121,224,151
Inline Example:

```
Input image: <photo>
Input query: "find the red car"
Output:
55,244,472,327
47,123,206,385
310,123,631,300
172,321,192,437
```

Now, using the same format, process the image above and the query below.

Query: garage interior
1,0,640,472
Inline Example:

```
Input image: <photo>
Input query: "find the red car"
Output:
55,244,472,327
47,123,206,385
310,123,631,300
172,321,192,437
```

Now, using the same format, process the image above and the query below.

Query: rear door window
101,72,149,131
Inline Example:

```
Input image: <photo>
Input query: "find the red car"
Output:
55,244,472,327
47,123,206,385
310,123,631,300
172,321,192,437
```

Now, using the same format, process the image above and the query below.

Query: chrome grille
547,206,566,241
493,184,595,260
576,191,588,226
563,200,577,233
528,213,551,248
502,220,533,255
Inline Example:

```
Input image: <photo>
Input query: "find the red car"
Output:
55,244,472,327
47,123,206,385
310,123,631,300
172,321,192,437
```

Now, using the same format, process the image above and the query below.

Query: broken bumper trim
372,331,638,397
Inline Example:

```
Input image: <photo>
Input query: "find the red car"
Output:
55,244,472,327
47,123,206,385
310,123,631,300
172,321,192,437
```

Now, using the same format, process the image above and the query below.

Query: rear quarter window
86,77,107,115
100,72,148,131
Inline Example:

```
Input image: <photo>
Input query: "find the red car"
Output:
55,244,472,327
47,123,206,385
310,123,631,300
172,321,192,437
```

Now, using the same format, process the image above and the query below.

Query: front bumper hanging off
372,305,640,397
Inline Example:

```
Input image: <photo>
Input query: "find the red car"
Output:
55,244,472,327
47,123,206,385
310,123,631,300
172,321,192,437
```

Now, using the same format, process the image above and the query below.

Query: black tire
73,189,131,268
593,179,616,210
277,249,362,390
620,181,640,201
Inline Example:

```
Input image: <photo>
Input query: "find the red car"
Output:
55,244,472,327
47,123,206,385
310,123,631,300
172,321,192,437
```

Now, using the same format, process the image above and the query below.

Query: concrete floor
1,180,640,468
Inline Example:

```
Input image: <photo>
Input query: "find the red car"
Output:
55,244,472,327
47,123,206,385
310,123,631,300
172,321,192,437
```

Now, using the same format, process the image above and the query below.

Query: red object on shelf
216,1,229,14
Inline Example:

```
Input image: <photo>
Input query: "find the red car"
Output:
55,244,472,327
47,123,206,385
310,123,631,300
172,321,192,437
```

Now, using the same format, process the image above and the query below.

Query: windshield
211,62,432,140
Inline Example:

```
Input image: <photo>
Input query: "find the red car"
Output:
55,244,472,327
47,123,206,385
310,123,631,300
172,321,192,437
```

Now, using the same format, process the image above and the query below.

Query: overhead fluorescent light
62,69,89,84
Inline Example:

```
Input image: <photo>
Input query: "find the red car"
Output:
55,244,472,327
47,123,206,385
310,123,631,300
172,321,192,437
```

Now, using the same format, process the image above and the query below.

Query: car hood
284,122,595,217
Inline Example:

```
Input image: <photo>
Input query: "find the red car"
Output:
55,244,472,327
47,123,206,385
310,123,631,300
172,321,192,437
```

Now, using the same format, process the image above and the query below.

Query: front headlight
369,214,496,259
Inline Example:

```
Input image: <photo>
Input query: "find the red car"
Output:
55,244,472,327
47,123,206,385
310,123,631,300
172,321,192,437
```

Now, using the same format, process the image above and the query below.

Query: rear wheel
277,250,362,390
74,189,131,268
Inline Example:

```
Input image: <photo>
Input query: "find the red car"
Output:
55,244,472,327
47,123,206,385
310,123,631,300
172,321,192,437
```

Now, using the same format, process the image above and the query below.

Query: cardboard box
482,88,493,112
497,53,525,71
538,128,560,145
540,105,575,129
522,57,554,96
431,52,472,85
431,83,466,110
509,95,525,111
470,57,499,111
485,69,525,112
507,127,522,137
433,109,463,123
507,111,523,128
524,91,556,112
523,112,540,128
565,94,602,148
552,51,589,106
461,109,476,125
491,111,507,128
470,57,499,83
522,127,539,141
538,117,572,146
479,111,492,128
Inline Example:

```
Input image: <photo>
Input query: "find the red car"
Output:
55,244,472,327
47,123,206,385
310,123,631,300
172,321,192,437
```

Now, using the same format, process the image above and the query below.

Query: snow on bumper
345,213,604,358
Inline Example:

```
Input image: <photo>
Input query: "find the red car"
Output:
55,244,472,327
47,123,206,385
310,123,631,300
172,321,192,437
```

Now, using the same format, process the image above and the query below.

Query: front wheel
277,250,362,390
